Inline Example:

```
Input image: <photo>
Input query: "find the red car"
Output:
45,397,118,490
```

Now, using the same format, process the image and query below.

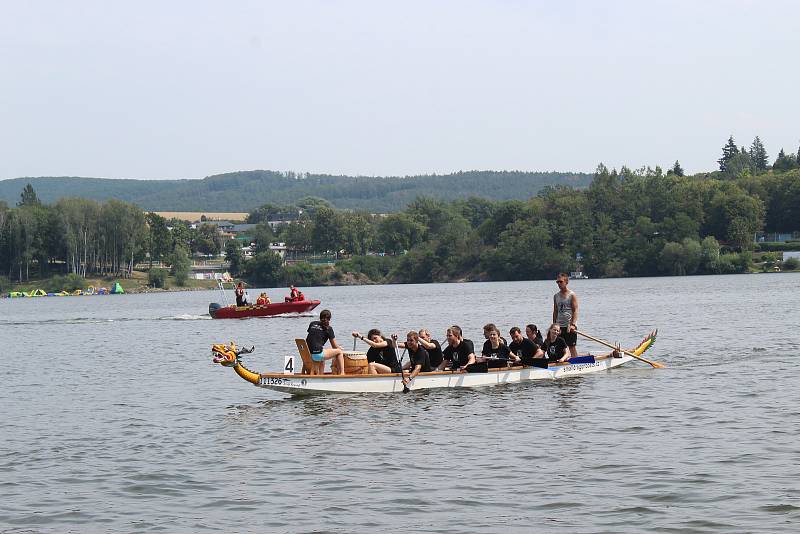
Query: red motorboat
209,299,320,319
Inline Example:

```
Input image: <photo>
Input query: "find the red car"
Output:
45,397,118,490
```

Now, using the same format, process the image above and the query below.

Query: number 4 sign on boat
284,355,299,374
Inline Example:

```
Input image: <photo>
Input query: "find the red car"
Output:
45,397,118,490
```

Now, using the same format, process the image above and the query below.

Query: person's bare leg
370,363,392,375
325,348,345,375
569,345,578,359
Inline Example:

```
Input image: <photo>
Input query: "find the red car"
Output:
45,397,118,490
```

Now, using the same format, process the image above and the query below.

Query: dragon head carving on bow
212,342,254,367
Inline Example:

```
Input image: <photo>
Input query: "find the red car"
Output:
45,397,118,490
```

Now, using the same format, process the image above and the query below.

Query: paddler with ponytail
553,272,579,359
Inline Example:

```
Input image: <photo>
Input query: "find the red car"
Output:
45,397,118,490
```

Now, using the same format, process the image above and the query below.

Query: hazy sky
2,0,799,180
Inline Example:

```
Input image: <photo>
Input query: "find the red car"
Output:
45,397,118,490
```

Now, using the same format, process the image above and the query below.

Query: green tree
660,212,699,242
659,240,701,275
390,242,439,283
242,250,286,286
281,219,314,251
18,184,41,207
773,149,798,171
667,160,685,177
247,203,285,224
169,245,191,286
749,136,769,171
225,239,244,275
376,213,426,254
195,223,222,256
718,135,738,172
724,150,753,179
145,212,171,266
148,268,168,288
339,211,375,256
285,262,325,286
249,223,274,252
405,196,451,236
311,206,344,254
707,186,765,249
763,173,800,232
487,220,568,280
166,219,193,252
295,196,334,214
700,236,721,272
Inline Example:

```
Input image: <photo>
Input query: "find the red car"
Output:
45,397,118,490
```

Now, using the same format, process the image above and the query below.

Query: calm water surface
1,275,799,533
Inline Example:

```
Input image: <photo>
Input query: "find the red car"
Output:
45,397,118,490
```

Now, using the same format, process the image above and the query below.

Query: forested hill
0,170,592,212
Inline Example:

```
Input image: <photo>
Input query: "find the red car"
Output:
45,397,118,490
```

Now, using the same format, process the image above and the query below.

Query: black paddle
391,335,410,393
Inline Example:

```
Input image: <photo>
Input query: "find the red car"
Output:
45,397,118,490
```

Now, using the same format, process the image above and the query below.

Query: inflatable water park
8,282,125,298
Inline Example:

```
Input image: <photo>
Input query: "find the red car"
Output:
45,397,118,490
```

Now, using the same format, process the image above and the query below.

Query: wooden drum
343,351,368,375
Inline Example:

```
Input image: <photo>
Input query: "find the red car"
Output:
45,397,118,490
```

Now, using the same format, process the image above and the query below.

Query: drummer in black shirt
441,325,476,371
306,309,344,374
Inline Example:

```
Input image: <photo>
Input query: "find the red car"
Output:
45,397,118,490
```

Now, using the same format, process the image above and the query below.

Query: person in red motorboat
234,282,246,307
286,285,301,302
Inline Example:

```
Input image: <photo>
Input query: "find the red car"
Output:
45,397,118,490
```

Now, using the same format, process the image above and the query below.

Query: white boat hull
252,354,633,395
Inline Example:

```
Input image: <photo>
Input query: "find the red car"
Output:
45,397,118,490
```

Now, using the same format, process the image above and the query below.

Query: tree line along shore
2,136,799,293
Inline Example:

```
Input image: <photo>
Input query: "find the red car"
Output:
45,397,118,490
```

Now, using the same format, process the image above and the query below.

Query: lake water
1,274,799,533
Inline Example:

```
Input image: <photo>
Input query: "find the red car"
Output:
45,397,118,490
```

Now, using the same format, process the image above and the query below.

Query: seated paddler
542,323,570,363
508,326,544,365
397,331,432,388
306,309,344,375
441,325,476,371
397,328,444,370
480,325,513,368
352,328,400,374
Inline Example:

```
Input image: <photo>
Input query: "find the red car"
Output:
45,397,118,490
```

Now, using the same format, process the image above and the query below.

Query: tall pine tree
749,136,769,171
773,148,792,171
718,135,738,172
17,184,41,207
667,160,685,177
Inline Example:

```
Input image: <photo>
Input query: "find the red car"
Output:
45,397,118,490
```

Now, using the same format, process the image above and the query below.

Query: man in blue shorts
306,309,344,375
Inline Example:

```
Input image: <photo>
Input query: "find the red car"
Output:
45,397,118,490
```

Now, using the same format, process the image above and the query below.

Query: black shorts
559,327,577,347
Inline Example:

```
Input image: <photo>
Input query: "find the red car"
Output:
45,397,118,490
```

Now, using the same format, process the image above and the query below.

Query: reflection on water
1,275,800,532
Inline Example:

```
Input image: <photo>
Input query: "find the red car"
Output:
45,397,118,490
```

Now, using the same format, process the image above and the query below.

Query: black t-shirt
409,346,432,372
542,337,568,360
306,321,334,353
367,342,400,371
442,339,475,368
423,339,443,368
482,342,511,360
509,338,539,359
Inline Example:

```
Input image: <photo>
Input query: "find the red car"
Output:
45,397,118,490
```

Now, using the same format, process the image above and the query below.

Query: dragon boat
212,331,658,395
208,299,321,319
